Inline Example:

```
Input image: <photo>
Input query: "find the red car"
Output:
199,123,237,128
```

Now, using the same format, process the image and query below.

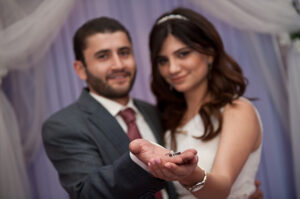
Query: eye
156,57,168,67
97,52,109,60
119,48,131,57
177,50,190,58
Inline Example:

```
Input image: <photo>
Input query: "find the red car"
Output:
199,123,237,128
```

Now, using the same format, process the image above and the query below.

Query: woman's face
157,34,212,94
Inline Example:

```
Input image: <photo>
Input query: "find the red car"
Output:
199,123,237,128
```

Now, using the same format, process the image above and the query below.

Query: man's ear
73,60,87,80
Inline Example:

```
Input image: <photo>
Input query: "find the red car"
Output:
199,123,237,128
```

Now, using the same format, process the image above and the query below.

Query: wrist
181,167,207,192
179,167,203,186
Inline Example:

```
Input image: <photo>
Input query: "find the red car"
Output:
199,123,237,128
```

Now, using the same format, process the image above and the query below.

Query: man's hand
129,139,197,166
249,180,263,199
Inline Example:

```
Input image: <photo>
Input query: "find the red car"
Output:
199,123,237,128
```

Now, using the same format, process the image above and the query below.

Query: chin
173,86,187,93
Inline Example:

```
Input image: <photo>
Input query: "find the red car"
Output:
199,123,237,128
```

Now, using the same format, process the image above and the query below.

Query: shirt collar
89,92,139,117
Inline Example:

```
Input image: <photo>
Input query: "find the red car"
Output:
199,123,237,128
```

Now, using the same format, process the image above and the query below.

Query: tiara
156,14,188,25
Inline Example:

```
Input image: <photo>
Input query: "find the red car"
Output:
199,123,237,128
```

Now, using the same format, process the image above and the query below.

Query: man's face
82,31,136,99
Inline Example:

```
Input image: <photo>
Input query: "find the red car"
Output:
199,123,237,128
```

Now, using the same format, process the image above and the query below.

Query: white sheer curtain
189,0,300,33
190,0,300,197
287,45,300,197
0,0,75,198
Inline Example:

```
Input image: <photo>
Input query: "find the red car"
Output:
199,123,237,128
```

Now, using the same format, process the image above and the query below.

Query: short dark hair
73,17,131,64
149,7,247,148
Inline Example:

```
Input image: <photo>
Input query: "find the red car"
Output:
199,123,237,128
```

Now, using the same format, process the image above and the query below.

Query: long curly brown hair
149,7,248,150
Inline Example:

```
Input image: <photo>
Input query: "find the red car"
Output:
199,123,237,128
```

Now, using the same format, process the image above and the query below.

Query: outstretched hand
129,139,198,181
130,139,197,165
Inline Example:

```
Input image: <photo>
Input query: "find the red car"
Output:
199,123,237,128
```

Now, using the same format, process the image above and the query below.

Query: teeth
110,75,127,79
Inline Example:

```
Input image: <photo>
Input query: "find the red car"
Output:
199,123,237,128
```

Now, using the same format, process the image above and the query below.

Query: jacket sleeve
42,119,166,199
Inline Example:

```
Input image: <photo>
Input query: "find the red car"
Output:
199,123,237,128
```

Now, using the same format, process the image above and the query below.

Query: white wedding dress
165,105,262,199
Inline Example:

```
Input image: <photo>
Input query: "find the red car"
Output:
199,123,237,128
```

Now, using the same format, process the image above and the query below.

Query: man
42,17,262,199
42,17,196,199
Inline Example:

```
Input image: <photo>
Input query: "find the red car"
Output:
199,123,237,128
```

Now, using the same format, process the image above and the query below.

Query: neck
183,83,208,121
113,96,130,106
89,90,130,106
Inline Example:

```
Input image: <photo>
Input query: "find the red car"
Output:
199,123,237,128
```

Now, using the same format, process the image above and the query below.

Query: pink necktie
119,108,163,199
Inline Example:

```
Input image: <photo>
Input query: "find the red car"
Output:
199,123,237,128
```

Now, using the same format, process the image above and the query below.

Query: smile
107,72,130,80
170,75,187,84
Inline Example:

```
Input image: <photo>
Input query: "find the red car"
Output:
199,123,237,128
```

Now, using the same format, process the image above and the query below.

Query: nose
111,53,124,69
168,59,180,74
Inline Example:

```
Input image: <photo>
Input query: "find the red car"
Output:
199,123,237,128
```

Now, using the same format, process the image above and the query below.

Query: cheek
158,67,168,79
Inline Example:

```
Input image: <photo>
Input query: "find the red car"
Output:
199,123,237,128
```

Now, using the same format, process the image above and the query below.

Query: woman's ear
73,60,87,80
208,55,214,64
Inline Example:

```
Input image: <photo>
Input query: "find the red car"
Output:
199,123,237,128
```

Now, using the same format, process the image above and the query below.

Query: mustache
106,69,131,79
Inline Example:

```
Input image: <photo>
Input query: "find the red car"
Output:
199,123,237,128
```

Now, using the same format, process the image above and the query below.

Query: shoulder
223,97,257,118
222,97,262,149
42,102,86,139
44,102,81,125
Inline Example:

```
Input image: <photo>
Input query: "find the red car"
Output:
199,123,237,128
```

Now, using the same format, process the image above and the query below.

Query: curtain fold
287,47,300,198
0,89,31,199
0,0,75,198
189,0,300,33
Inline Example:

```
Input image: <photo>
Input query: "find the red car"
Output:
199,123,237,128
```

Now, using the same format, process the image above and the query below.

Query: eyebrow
173,46,190,54
94,49,110,57
158,46,190,57
118,46,132,51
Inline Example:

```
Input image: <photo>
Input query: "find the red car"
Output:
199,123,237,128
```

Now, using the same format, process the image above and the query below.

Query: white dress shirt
90,92,157,142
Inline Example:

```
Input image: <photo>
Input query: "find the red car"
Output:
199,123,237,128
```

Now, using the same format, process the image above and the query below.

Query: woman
147,7,262,199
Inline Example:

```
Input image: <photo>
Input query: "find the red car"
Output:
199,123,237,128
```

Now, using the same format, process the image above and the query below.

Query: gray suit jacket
42,88,177,199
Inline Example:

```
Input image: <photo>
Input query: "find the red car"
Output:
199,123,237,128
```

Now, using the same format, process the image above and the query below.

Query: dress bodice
165,108,262,199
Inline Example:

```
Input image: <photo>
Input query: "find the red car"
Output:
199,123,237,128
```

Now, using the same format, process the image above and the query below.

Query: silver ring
166,150,181,157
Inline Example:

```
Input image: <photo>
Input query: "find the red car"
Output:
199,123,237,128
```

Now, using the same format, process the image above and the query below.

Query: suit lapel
134,100,163,145
77,89,130,155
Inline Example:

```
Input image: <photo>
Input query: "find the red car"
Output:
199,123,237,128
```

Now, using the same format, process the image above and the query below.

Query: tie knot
119,107,136,124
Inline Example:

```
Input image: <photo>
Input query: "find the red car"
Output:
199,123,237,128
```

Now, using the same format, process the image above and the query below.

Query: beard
85,68,136,99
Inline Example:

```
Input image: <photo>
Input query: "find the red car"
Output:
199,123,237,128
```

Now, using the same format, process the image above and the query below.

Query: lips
170,74,187,84
106,72,130,80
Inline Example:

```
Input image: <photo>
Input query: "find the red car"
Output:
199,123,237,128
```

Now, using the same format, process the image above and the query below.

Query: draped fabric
189,0,300,33
0,0,75,198
1,0,299,199
0,89,31,199
287,46,300,198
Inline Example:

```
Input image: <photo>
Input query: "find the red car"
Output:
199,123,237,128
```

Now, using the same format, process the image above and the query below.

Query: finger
148,158,171,180
177,149,197,164
149,161,180,181
158,163,179,180
164,159,197,178
129,139,145,155
164,162,188,176
163,150,197,165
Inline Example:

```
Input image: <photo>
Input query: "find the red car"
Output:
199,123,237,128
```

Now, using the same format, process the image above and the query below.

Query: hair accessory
157,14,188,25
